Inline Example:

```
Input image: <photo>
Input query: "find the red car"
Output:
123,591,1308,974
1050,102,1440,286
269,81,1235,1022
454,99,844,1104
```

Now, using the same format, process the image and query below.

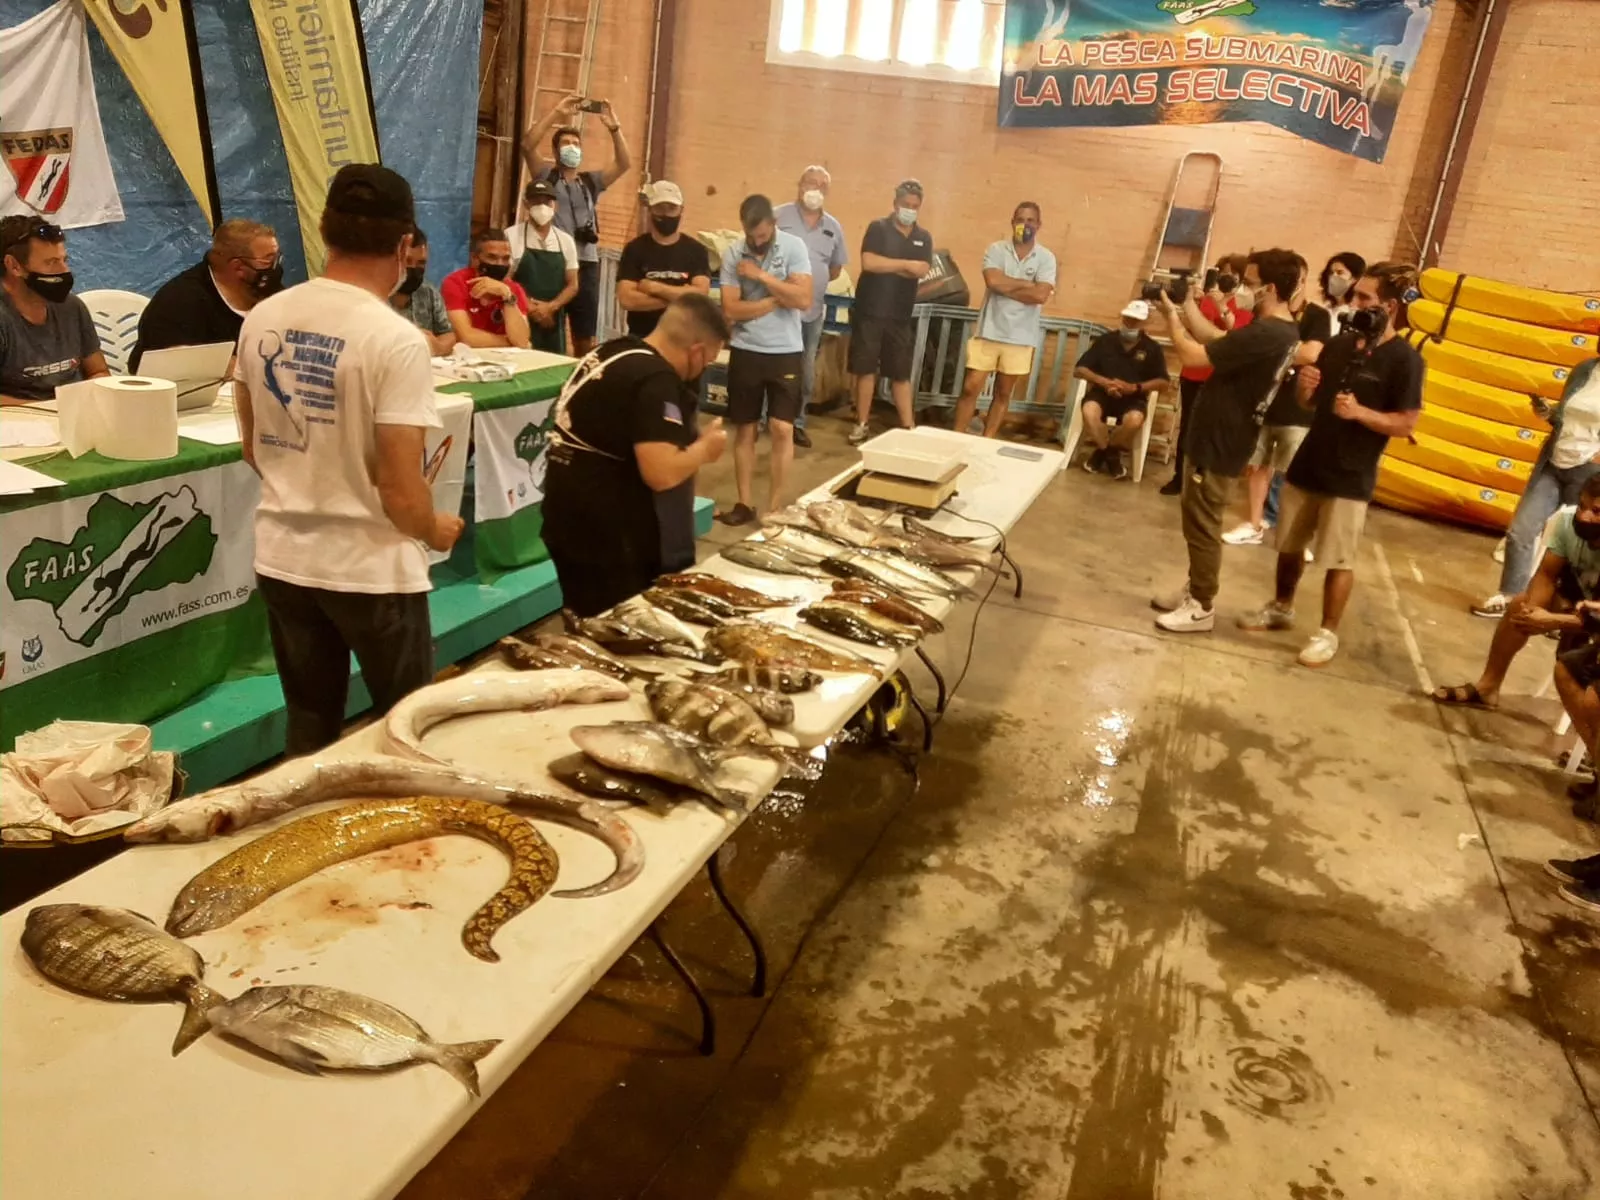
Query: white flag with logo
0,0,124,229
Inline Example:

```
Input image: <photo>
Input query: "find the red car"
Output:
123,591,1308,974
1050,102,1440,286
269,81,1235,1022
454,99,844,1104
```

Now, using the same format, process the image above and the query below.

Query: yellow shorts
964,337,1034,376
1275,484,1370,571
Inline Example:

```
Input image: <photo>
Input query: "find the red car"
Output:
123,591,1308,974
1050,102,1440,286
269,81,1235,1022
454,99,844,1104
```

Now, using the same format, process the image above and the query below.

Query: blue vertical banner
997,0,1436,162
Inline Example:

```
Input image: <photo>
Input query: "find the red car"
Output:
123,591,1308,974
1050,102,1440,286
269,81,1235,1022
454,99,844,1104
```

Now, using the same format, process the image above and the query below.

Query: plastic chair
79,288,149,375
1060,382,1160,482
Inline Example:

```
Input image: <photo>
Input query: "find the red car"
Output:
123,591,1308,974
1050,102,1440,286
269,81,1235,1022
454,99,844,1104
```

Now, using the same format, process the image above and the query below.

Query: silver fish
823,551,970,599
21,904,224,1054
860,548,973,596
806,500,884,547
547,752,703,808
207,984,500,1097
529,631,659,681
382,669,630,762
721,541,827,578
902,513,985,545
761,524,855,561
610,596,698,647
570,722,768,809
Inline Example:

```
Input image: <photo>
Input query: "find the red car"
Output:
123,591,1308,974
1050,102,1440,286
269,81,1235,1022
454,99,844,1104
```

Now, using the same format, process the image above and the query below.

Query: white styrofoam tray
859,427,969,483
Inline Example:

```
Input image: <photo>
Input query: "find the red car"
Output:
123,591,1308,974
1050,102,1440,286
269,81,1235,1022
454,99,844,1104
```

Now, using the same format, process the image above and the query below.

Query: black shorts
1083,386,1145,424
727,348,802,425
847,315,914,382
566,260,601,340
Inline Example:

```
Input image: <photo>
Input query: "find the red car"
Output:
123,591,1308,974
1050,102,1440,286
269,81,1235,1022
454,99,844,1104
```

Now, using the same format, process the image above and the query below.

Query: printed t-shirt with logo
235,277,441,594
440,267,530,336
0,289,100,400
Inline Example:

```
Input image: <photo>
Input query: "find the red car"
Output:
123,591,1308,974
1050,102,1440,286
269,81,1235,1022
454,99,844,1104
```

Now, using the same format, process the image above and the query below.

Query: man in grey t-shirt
0,216,108,403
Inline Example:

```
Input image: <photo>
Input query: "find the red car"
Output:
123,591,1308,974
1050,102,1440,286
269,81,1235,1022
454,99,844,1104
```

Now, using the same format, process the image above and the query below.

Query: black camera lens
1348,307,1387,338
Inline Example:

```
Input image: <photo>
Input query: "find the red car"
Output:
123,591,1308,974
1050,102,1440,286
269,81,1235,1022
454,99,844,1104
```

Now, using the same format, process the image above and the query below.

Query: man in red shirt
1161,253,1251,495
441,228,532,349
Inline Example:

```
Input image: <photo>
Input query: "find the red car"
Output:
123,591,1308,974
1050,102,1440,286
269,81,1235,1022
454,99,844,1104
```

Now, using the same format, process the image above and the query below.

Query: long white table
0,430,1062,1200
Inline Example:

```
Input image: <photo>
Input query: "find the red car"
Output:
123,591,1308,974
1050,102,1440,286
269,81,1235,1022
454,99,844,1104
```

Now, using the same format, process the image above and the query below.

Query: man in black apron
509,180,579,354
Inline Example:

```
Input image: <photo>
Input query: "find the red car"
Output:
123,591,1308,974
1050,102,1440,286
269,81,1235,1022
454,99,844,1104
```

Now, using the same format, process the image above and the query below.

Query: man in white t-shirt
234,164,464,754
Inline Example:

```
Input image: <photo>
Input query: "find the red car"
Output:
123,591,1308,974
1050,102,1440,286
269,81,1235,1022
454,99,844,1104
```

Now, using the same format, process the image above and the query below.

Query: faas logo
2,128,73,216
515,420,549,495
6,486,215,648
1158,0,1257,22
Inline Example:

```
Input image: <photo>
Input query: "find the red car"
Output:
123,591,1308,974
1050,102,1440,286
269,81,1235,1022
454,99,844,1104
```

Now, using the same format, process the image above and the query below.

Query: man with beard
442,228,532,349
134,219,282,369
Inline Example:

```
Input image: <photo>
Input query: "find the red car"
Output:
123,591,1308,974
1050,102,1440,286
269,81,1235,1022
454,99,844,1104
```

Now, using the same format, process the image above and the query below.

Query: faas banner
998,0,1436,163
84,0,221,227
0,0,124,229
248,0,381,275
472,398,555,579
424,391,472,565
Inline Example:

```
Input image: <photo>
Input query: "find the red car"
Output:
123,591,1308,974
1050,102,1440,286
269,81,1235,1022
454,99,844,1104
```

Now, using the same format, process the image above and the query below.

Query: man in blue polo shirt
716,194,813,526
775,165,848,450
952,201,1057,438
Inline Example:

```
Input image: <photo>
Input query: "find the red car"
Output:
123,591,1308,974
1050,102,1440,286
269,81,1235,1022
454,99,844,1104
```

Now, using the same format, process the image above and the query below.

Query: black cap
524,179,557,204
325,164,415,223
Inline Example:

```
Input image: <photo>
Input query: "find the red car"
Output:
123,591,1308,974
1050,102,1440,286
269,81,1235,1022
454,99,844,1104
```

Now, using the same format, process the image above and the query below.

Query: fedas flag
472,399,555,578
248,0,381,275
0,0,123,229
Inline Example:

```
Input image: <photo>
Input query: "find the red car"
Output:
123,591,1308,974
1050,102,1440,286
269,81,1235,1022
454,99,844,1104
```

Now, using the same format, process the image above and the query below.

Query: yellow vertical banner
247,0,382,275
83,0,221,227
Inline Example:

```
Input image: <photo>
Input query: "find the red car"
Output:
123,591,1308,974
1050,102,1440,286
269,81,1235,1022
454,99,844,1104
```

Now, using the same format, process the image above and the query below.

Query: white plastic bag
1,720,176,842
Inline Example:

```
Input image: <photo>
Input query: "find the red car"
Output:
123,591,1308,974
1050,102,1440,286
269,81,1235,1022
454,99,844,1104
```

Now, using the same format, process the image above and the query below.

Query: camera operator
1161,253,1251,495
1236,262,1423,667
521,92,633,356
1151,248,1302,634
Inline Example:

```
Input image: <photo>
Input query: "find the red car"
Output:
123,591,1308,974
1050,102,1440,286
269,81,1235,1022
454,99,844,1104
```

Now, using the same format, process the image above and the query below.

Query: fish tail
432,1038,502,1097
172,982,226,1055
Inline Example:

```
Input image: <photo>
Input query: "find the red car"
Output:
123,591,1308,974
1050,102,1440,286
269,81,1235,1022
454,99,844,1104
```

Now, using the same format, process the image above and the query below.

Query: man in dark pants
543,295,730,615
234,165,464,755
848,179,933,445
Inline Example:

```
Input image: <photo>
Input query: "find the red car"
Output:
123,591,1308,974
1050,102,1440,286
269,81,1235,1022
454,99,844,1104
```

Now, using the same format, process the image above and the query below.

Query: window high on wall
768,0,1005,86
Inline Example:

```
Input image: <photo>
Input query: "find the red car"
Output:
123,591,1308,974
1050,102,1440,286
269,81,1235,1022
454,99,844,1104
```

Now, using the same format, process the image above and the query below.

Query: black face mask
479,262,511,282
397,266,426,296
250,261,284,296
1576,517,1600,546
25,270,73,304
652,213,681,237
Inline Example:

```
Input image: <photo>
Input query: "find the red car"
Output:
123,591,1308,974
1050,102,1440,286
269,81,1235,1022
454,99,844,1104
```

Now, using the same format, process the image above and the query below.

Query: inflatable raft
1420,269,1600,336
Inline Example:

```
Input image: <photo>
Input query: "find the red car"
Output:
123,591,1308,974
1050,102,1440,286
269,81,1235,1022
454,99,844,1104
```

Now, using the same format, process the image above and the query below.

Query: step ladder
1144,151,1222,466
529,0,604,130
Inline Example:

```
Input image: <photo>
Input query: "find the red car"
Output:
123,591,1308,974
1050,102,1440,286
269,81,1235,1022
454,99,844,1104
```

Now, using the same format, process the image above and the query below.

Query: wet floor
402,410,1600,1199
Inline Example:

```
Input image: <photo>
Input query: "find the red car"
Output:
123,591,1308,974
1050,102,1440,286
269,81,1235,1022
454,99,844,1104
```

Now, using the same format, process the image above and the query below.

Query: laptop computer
137,342,235,411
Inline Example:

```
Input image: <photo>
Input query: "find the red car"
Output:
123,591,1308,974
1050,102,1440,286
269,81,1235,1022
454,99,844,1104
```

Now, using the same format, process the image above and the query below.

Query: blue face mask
896,206,918,226
1119,327,1139,344
558,144,582,169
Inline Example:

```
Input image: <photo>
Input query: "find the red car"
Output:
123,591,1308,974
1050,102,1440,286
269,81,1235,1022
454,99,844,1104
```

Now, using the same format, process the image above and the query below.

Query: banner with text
248,0,381,274
997,0,1435,163
84,0,220,226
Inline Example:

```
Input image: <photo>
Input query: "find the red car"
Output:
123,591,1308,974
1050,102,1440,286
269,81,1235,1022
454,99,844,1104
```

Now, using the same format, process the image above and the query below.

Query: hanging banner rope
247,0,382,274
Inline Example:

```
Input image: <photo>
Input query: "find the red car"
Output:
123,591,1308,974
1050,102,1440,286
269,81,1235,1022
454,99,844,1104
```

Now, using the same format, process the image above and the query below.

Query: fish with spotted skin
706,621,879,675
166,797,561,964
829,581,944,633
713,663,820,695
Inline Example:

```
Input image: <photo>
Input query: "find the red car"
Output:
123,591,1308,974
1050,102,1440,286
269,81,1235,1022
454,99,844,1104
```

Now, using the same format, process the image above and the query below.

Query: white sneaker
1298,628,1340,666
1471,593,1511,619
847,422,870,446
1150,583,1190,612
1237,602,1296,631
1222,522,1266,545
1304,548,1315,563
1155,595,1215,633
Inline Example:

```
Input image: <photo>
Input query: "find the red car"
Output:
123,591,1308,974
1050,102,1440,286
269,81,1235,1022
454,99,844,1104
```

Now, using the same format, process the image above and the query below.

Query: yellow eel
165,796,560,963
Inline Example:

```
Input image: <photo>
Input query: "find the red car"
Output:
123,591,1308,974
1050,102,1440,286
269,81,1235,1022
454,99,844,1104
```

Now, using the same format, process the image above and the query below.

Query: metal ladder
528,0,604,129
1145,151,1223,465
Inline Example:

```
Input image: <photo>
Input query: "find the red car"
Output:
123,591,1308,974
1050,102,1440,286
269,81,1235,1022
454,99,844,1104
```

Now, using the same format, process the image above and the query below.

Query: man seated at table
132,219,281,370
1072,299,1169,479
0,215,109,404
441,229,532,350
390,225,455,356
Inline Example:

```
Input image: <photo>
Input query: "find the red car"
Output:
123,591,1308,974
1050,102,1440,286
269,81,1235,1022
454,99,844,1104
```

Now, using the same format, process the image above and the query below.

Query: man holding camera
1236,262,1423,666
1162,253,1251,495
1152,248,1302,634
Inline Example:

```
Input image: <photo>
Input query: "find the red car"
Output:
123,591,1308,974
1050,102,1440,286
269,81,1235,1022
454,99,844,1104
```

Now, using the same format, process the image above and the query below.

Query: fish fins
172,982,226,1055
433,1038,503,1098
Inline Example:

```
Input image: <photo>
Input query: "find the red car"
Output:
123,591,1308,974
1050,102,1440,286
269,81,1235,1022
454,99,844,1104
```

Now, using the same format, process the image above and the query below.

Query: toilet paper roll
92,376,179,461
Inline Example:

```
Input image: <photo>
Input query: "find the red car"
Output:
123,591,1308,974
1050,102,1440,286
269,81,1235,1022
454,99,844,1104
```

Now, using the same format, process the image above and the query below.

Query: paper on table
0,458,64,495
179,414,243,445
0,417,58,448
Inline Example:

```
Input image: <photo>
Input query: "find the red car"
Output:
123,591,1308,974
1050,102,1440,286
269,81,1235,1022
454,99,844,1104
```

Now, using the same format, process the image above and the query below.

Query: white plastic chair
1060,380,1159,482
78,288,148,375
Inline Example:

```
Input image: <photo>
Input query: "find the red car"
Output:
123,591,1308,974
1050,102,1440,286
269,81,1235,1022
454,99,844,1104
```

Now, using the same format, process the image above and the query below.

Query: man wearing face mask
521,93,632,357
1071,300,1169,478
134,220,282,370
775,165,848,449
506,180,580,354
542,294,730,615
1162,252,1252,495
441,228,532,349
848,180,933,445
617,180,711,338
0,216,108,403
389,226,455,356
233,164,463,754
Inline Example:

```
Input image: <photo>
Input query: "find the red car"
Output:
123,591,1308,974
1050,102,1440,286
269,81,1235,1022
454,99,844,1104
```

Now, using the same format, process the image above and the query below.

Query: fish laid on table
207,984,500,1097
706,621,880,675
713,662,821,695
655,572,797,609
896,534,998,570
548,752,702,808
642,587,730,627
166,796,561,963
570,722,774,810
21,904,224,1054
610,595,698,647
698,675,795,725
829,581,945,634
528,631,660,681
721,541,827,578
806,500,885,547
760,524,855,562
646,679,782,748
902,513,985,545
800,600,920,647
382,669,629,763
822,551,972,600
562,609,724,664
497,636,591,673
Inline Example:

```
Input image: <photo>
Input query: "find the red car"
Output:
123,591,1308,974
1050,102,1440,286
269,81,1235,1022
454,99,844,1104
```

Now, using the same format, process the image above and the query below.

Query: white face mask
896,206,918,226
1233,285,1256,310
558,144,582,169
800,189,825,212
1325,273,1352,300
529,204,556,226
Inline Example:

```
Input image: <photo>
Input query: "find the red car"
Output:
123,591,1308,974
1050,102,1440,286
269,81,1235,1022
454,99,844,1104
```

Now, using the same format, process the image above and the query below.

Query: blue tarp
0,0,480,295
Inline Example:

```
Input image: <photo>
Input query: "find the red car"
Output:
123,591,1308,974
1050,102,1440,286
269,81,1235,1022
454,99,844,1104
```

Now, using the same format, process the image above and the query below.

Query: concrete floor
402,408,1600,1200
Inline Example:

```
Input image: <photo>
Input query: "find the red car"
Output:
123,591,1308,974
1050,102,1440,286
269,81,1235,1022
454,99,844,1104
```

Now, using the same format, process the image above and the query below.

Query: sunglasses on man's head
3,221,64,260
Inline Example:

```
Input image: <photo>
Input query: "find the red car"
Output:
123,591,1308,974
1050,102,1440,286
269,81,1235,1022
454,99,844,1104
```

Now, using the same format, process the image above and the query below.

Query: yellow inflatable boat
1410,298,1597,369
1405,331,1572,401
1420,269,1600,336
1413,402,1543,463
1374,457,1518,532
1383,430,1532,494
1422,368,1551,431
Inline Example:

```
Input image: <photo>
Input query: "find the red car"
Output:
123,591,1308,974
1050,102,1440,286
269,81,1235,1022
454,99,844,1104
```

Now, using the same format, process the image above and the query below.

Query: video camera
1333,306,1389,395
1139,269,1193,307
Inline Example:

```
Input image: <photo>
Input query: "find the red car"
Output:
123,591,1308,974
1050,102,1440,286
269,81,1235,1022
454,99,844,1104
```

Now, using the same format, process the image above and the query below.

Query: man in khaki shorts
1236,262,1423,666
951,202,1056,438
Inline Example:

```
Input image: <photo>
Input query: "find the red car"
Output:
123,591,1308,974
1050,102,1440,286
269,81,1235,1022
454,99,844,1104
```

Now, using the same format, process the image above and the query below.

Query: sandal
1430,683,1498,710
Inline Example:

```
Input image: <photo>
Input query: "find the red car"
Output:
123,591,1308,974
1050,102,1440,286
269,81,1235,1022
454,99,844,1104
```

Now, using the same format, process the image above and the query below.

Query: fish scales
654,573,794,608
